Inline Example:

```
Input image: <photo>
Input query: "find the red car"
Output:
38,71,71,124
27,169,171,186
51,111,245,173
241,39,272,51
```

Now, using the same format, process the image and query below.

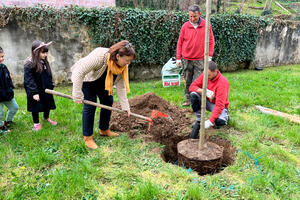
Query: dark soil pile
111,92,192,137
110,92,193,160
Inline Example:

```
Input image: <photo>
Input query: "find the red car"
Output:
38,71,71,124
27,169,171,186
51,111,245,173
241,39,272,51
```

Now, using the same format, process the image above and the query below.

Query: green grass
217,1,294,16
0,65,299,199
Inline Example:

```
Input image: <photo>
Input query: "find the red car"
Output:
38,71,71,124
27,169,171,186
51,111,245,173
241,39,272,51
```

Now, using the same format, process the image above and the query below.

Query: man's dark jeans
82,86,113,136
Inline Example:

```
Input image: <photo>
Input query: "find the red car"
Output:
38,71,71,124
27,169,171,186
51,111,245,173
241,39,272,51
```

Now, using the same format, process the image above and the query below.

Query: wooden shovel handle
45,89,152,122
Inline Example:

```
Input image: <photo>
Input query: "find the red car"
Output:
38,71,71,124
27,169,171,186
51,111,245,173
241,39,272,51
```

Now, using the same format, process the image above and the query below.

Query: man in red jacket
189,61,229,139
176,4,215,106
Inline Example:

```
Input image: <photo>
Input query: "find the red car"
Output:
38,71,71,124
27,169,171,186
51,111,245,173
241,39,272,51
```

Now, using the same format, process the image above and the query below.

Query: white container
161,57,181,87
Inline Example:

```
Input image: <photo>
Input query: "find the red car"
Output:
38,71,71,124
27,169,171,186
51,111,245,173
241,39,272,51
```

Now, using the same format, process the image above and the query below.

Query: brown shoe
99,129,119,137
182,100,191,106
83,136,98,149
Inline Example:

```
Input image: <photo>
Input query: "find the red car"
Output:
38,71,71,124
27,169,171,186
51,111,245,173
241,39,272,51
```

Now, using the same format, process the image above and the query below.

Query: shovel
45,89,169,129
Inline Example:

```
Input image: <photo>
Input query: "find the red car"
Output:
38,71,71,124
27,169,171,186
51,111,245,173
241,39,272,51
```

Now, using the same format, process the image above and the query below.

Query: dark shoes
0,125,11,134
4,121,13,128
190,121,200,139
0,121,15,135
214,118,227,129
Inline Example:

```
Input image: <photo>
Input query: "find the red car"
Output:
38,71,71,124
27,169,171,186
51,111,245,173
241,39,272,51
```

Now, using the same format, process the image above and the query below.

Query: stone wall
254,20,300,67
0,18,299,86
0,0,115,8
0,20,94,86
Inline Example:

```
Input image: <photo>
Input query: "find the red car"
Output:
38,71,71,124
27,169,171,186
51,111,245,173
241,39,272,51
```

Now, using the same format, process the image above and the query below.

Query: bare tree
240,0,246,13
223,0,228,13
216,0,222,13
263,0,273,10
267,0,273,10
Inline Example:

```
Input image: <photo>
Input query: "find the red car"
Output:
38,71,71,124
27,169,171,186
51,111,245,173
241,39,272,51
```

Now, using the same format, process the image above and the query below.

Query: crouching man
189,61,229,139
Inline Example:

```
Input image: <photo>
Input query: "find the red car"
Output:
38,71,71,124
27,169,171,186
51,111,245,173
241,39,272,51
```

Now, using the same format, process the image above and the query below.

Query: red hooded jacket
189,71,229,123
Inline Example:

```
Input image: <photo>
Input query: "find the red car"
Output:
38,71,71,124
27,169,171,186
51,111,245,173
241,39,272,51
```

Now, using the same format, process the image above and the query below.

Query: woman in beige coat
71,40,136,149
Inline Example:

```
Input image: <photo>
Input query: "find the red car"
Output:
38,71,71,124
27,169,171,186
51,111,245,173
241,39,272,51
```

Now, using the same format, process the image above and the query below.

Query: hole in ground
110,92,236,175
161,135,236,175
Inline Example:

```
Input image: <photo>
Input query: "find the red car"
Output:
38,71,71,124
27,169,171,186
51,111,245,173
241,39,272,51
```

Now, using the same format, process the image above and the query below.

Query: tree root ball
177,139,224,175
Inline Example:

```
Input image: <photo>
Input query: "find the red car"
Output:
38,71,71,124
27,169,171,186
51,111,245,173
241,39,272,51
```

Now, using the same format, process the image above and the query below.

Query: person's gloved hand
205,120,213,129
206,89,215,100
176,60,182,68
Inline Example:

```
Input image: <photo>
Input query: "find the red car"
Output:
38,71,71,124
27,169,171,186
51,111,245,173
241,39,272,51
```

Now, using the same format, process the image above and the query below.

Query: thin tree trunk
264,0,270,10
199,0,212,149
246,0,251,14
267,0,273,10
223,0,228,13
216,0,221,13
240,0,246,13
132,0,138,8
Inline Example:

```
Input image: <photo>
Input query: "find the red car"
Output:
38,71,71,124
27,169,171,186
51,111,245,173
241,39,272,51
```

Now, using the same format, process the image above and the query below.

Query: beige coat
71,47,130,111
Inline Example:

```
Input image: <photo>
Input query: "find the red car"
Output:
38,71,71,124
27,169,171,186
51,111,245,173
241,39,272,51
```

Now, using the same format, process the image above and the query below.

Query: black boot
213,118,227,129
190,121,200,139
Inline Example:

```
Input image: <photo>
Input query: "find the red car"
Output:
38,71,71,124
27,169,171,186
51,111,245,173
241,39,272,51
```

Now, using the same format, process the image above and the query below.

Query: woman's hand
74,99,83,104
127,110,131,117
33,94,40,101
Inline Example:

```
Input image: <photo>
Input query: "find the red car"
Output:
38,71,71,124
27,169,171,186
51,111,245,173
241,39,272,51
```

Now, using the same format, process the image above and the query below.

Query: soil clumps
110,92,236,175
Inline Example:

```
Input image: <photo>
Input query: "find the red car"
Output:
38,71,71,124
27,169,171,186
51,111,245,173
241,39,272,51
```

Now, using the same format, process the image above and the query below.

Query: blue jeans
82,87,113,136
0,98,19,126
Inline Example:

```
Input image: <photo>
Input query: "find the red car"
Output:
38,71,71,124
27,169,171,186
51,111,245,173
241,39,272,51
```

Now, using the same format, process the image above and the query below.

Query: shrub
0,6,269,71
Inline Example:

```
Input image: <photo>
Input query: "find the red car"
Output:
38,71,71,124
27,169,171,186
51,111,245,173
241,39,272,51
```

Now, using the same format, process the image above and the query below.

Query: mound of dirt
111,92,192,137
110,92,193,161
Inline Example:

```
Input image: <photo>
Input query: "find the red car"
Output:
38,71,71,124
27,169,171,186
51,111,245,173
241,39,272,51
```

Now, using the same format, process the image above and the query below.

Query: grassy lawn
224,1,292,16
191,1,295,16
0,65,299,199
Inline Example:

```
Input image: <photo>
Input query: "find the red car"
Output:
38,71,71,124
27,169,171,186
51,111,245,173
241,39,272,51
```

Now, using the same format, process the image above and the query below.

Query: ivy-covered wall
0,6,94,86
115,0,206,11
0,0,115,8
0,6,298,85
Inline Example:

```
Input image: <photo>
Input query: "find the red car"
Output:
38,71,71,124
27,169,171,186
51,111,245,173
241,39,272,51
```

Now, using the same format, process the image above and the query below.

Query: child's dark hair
0,46,3,53
31,40,51,73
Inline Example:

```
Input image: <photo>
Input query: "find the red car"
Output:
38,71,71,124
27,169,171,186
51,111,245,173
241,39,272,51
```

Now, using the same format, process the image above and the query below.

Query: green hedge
211,14,269,67
0,6,269,71
116,0,181,10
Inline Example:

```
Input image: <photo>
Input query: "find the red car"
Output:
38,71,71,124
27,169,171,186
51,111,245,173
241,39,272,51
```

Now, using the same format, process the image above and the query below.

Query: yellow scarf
105,53,130,95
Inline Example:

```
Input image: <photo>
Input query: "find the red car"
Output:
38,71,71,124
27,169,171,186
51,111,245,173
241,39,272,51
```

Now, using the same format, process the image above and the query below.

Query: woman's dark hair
31,40,51,73
109,40,136,62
